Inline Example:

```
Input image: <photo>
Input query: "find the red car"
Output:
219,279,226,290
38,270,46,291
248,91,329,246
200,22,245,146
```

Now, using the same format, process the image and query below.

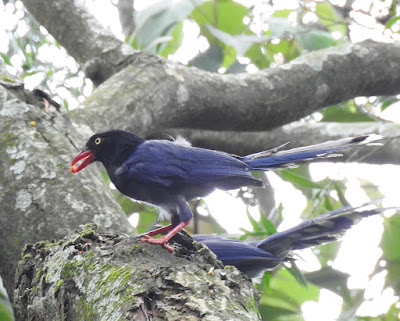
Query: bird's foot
139,221,191,253
140,235,175,253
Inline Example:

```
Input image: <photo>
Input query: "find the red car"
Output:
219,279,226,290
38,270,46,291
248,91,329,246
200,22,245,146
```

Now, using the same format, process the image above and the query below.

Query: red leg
141,224,174,237
140,221,191,253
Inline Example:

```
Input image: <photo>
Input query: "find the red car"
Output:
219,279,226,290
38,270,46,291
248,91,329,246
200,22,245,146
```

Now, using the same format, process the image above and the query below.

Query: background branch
169,121,400,165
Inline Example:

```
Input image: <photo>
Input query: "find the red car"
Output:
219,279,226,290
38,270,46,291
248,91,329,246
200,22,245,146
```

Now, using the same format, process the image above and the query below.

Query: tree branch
14,226,260,321
21,1,400,134
71,41,400,136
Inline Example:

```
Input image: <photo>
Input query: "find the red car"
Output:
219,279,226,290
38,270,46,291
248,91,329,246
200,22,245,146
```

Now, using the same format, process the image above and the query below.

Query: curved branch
72,41,400,135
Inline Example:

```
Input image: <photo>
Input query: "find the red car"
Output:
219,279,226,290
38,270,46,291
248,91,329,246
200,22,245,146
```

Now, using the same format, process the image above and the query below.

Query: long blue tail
242,135,381,170
252,205,388,256
193,204,397,279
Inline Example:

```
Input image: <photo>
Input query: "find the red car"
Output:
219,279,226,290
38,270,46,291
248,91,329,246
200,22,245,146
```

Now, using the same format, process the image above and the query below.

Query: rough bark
0,64,135,298
71,41,400,136
21,0,400,137
13,225,260,321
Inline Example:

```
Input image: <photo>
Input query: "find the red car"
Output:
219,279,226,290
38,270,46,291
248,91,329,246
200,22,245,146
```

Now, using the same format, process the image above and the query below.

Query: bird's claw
140,236,175,253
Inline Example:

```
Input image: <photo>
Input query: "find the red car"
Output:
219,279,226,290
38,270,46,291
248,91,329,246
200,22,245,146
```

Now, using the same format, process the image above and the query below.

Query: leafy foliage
0,276,14,321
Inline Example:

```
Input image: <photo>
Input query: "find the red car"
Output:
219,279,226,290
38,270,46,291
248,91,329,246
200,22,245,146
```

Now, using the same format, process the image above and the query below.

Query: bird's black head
71,130,145,173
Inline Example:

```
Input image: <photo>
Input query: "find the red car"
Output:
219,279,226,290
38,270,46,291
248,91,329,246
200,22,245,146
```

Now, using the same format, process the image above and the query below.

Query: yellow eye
95,137,102,145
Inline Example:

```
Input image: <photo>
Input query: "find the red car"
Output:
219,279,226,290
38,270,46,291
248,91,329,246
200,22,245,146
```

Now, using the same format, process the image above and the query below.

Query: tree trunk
13,225,260,321
0,64,135,298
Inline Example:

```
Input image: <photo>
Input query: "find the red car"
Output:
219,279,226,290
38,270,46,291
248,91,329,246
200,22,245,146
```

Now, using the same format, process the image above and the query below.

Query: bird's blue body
71,130,379,250
192,206,386,279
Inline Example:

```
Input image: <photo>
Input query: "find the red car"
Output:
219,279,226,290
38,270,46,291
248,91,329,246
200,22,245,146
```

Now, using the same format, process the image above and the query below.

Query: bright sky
1,0,400,319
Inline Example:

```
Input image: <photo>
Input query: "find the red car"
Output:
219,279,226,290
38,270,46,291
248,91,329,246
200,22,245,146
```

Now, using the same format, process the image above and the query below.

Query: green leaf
321,101,374,122
280,170,322,189
273,9,293,19
247,210,262,232
286,261,308,288
158,22,183,57
267,17,299,38
260,213,277,235
379,96,398,111
246,43,271,69
0,277,15,321
333,182,350,207
0,53,12,66
21,71,38,79
381,215,400,262
259,268,319,315
190,44,223,72
315,2,347,36
191,0,249,37
305,267,355,304
131,0,201,51
205,25,269,57
225,61,247,74
381,215,400,295
296,30,335,51
385,16,400,29
136,210,160,235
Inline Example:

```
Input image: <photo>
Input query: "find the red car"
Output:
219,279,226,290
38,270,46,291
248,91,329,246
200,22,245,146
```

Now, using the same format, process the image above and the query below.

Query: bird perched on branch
192,205,394,279
71,130,380,252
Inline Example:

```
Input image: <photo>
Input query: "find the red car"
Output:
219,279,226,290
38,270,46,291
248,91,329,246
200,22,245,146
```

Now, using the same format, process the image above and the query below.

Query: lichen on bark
14,225,261,321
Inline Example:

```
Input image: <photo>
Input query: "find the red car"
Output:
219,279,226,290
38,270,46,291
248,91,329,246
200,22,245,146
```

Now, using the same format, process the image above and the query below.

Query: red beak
71,150,95,173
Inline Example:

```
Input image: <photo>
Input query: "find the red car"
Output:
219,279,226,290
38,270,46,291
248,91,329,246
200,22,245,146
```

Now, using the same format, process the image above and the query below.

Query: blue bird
71,130,380,252
192,205,390,279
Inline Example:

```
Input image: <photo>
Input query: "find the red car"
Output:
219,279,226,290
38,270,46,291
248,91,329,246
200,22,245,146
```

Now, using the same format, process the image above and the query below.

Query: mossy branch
13,225,260,321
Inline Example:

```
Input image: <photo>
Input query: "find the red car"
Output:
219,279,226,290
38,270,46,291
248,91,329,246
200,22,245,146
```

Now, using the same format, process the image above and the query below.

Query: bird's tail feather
254,203,399,258
243,134,382,170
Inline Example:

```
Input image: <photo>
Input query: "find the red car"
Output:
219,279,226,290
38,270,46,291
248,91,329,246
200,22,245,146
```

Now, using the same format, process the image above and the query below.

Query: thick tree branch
14,226,260,321
0,63,134,298
22,1,400,134
71,41,400,136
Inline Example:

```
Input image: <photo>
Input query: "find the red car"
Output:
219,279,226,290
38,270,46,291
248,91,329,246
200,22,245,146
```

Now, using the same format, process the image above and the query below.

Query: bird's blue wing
117,140,260,188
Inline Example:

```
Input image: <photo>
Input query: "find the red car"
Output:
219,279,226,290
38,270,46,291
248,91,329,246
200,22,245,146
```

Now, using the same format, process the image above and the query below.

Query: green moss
1,132,19,147
78,223,99,238
36,269,43,282
77,297,95,320
63,252,96,280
